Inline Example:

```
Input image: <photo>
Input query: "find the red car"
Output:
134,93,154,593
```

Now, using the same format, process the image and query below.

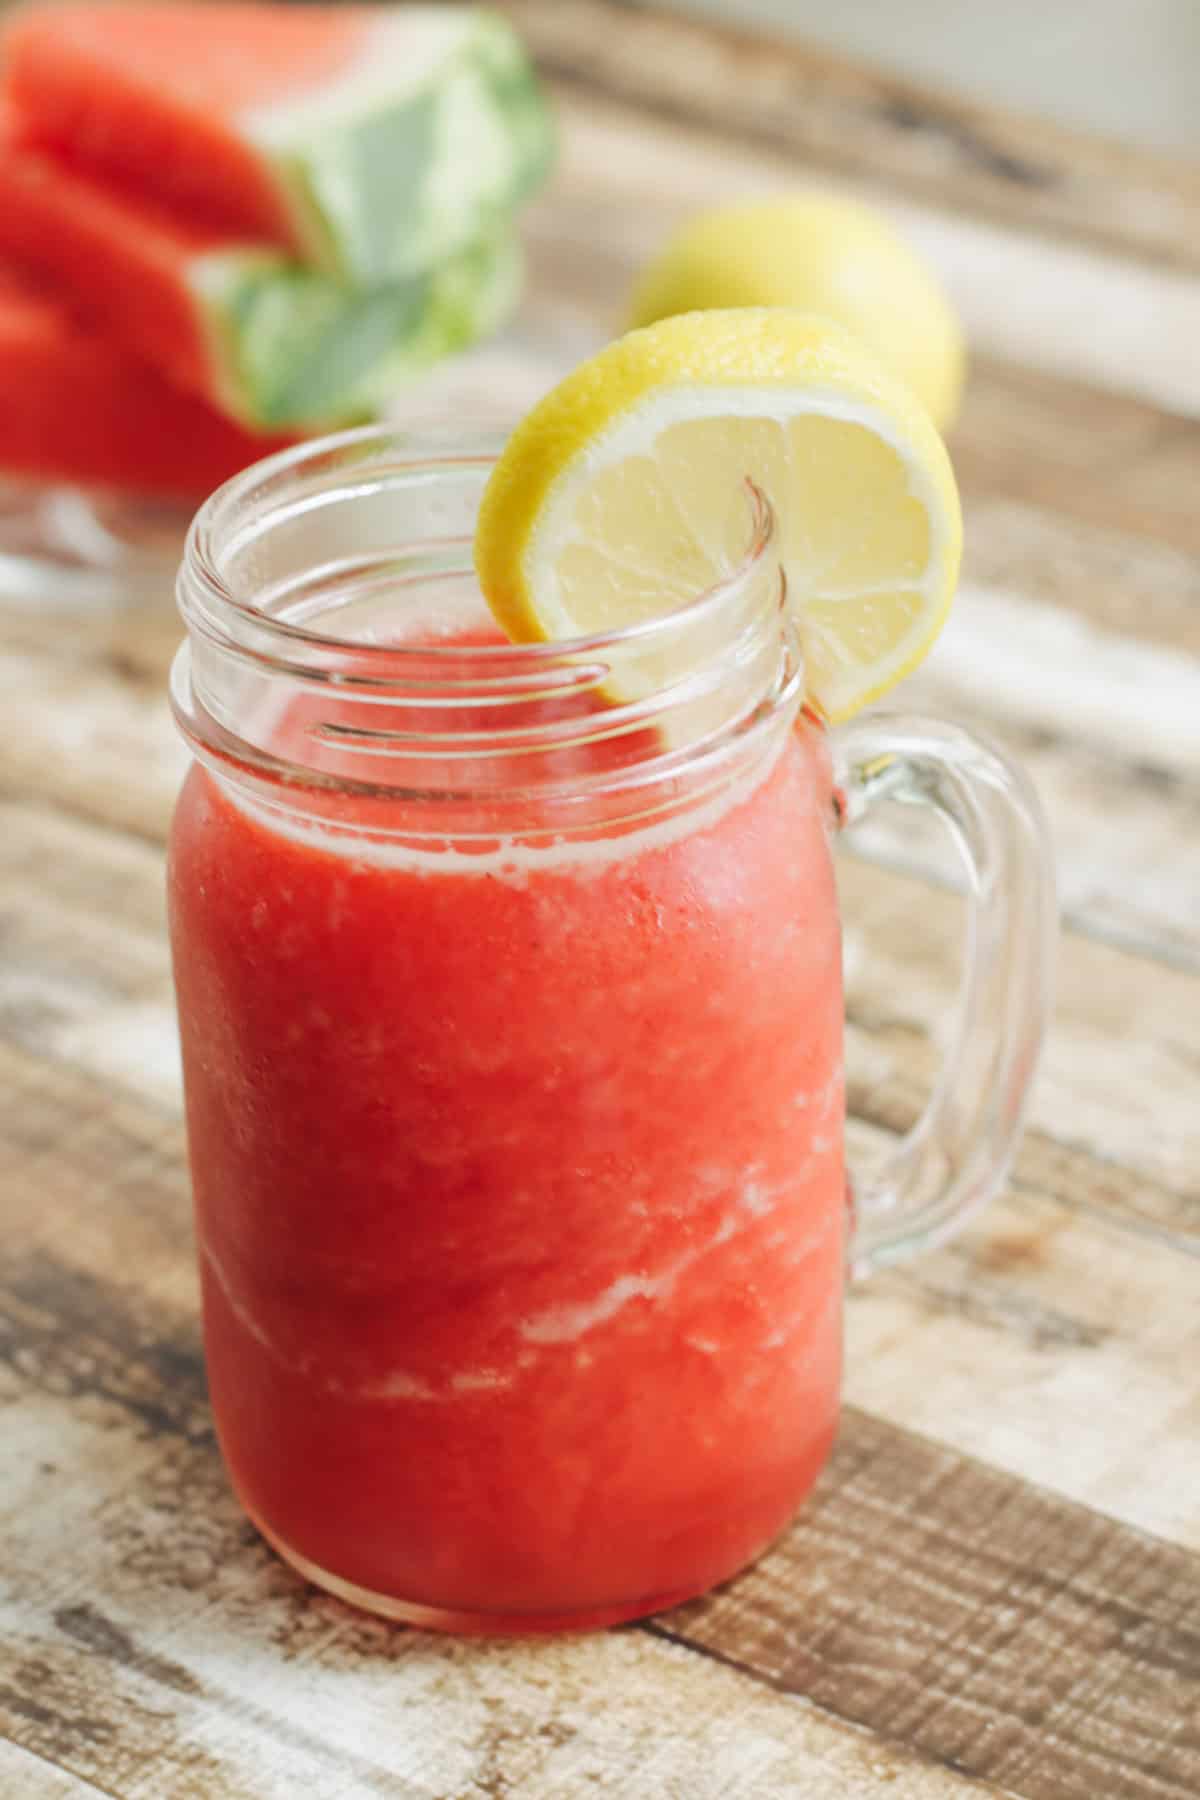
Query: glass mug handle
833,713,1057,1280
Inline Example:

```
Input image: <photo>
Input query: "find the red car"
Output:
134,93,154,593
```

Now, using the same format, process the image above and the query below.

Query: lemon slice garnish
475,309,961,722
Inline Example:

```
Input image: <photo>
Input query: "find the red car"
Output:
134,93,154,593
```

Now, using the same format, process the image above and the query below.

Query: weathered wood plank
952,362,1200,556
501,0,1200,277
0,796,180,1107
2,779,1200,1560
0,1255,997,1800
4,718,1200,1232
835,852,1200,1213
1,1062,1196,1799
5,778,1200,1225
512,89,1200,516
657,1409,1200,1800
7,651,1200,1184
20,566,1200,957
848,729,1200,981
0,645,185,844
525,181,1200,548
963,494,1200,656
521,86,1200,417
6,536,1200,982
0,1741,112,1798
844,1168,1200,1551
845,1014,1200,1252
14,778,1198,1557
2,22,1196,1796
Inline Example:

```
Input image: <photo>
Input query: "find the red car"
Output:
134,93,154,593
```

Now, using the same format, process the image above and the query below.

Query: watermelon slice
0,266,294,498
0,118,522,430
3,4,553,285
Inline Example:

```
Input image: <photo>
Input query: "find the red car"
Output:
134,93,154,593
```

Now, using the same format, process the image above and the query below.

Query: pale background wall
671,0,1200,157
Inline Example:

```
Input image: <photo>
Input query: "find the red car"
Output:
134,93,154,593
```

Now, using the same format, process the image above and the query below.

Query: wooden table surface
3,4,1200,1795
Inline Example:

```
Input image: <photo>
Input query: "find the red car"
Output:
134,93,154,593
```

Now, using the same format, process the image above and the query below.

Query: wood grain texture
6,579,1200,976
837,852,1200,1213
842,1133,1200,1550
0,1742,111,1798
2,1048,1195,1800
521,87,1200,417
3,18,1200,1795
6,787,1200,1235
0,1104,1000,1800
953,366,1200,553
525,113,1200,535
657,1410,1200,1800
498,0,1200,276
965,493,1200,655
2,800,1199,1558
9,416,1200,991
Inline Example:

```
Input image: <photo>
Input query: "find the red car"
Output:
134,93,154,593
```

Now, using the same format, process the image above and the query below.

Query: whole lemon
628,194,966,431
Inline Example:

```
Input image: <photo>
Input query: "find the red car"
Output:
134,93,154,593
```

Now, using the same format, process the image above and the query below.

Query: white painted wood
837,854,1200,1203
921,582,1200,777
0,1405,990,1800
0,1742,109,1798
845,1172,1200,1550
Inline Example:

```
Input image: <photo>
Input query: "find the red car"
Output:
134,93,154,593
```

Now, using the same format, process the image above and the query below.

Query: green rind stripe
189,235,522,431
254,10,553,284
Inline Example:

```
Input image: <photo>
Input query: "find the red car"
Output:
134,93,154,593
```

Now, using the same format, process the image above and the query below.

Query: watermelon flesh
0,267,295,499
0,4,550,499
0,116,522,431
3,4,553,284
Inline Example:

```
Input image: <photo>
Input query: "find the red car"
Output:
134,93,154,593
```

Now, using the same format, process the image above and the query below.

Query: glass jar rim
180,419,778,667
172,420,805,845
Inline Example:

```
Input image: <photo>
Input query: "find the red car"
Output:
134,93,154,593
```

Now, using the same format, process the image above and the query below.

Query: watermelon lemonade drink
169,429,843,1629
170,338,1053,1630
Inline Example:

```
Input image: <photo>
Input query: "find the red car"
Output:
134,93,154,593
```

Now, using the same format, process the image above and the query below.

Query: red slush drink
169,635,845,1631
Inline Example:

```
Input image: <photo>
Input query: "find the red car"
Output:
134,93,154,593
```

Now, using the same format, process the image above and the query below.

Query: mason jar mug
168,425,1054,1633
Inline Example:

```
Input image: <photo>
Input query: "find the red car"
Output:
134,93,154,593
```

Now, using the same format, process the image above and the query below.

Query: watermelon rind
189,232,523,430
248,8,554,284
